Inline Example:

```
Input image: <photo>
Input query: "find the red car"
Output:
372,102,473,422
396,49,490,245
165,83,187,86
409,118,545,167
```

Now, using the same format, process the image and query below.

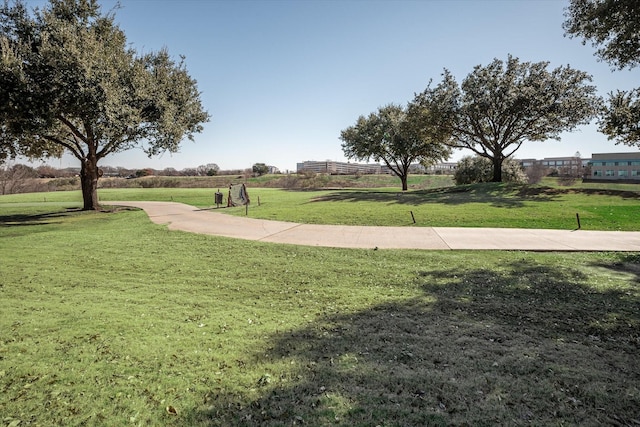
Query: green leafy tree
563,0,639,70
419,55,600,182
599,89,640,146
207,163,220,176
340,102,452,191
453,155,526,185
564,0,640,147
0,0,209,209
252,163,269,176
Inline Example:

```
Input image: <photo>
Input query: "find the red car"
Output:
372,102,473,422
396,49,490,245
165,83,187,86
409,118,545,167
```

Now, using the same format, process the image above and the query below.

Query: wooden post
576,213,581,229
410,211,416,224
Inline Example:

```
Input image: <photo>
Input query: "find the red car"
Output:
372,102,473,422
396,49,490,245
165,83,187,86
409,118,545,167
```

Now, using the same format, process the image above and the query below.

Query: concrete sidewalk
112,201,640,251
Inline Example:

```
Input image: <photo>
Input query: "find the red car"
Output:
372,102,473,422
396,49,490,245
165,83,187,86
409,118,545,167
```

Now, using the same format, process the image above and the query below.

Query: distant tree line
0,162,277,181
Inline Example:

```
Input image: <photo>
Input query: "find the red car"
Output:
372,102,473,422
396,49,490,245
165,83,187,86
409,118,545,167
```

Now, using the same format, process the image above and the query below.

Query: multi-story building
539,156,590,176
298,153,639,182
298,160,457,175
588,152,640,181
518,155,591,177
425,162,458,174
296,160,382,175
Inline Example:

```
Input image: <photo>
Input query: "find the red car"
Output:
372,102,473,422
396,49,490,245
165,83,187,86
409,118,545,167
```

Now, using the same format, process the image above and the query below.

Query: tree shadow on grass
310,185,639,209
188,260,639,426
0,206,135,229
0,209,82,227
592,253,640,283
310,184,563,208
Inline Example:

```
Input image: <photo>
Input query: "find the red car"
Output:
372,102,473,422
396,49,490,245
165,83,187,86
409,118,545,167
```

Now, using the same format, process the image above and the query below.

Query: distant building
519,158,538,168
296,160,382,175
540,156,590,174
587,152,640,182
541,156,590,177
425,162,457,174
297,160,457,175
518,155,591,178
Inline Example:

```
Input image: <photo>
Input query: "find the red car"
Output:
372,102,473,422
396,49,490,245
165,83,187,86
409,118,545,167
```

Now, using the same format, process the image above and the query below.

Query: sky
26,0,640,172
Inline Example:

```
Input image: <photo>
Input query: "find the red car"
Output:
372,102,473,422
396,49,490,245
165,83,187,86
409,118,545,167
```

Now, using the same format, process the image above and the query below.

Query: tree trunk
80,156,100,210
400,174,408,191
491,157,503,182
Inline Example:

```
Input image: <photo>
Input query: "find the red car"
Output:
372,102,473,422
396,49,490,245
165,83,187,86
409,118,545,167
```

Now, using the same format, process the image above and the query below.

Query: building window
593,170,602,176
619,170,628,177
632,170,639,177
606,170,615,176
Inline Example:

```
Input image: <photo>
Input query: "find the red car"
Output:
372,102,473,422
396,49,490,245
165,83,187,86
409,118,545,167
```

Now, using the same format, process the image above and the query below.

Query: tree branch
57,115,88,144
42,135,83,160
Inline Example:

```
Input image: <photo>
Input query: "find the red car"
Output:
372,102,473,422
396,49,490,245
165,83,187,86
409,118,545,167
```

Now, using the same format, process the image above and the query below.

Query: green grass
231,182,640,231
1,205,639,426
2,179,639,230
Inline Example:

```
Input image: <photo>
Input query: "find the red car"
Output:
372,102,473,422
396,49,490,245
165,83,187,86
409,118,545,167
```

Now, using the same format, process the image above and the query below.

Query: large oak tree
0,0,209,209
340,102,452,191
420,55,601,182
564,0,640,147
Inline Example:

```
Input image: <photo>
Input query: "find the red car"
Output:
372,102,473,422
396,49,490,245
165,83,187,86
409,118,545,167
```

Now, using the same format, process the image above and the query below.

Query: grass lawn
1,203,639,426
225,184,640,230
4,178,637,230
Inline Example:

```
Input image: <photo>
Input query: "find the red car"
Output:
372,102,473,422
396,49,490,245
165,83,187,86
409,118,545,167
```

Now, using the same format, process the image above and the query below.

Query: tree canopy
563,0,640,147
598,89,640,146
0,0,209,209
420,55,600,182
563,0,640,70
252,163,269,176
340,102,452,191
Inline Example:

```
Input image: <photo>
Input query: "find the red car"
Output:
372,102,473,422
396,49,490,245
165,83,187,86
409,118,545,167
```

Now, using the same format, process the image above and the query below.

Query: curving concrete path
112,201,640,251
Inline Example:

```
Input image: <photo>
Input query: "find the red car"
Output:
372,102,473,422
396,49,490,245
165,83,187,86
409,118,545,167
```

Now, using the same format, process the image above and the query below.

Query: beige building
588,152,640,181
297,160,457,175
539,156,590,174
296,160,382,175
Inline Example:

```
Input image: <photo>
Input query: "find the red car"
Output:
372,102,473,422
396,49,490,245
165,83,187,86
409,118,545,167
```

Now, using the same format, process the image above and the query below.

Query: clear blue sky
36,0,640,171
